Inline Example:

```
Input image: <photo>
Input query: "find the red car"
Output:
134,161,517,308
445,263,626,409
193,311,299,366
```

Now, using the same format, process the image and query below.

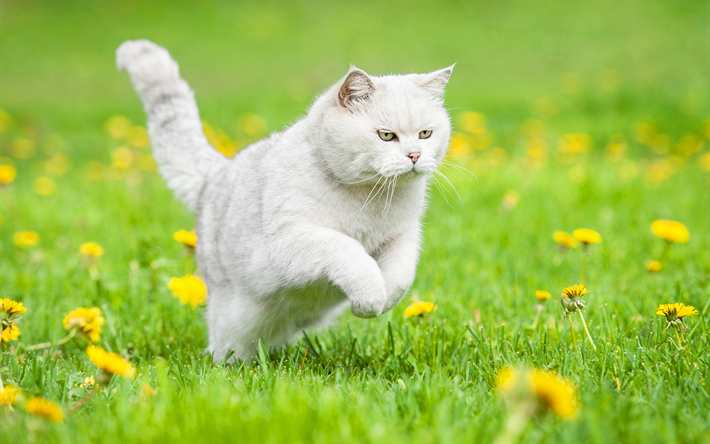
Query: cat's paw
350,297,386,319
116,40,180,86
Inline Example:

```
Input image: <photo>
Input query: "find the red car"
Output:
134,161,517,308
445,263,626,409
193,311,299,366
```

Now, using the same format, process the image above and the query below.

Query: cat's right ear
338,68,375,108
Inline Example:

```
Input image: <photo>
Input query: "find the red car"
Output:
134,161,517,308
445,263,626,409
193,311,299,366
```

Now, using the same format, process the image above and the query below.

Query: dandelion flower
13,231,40,247
34,177,56,196
79,242,104,259
572,229,602,244
646,260,662,272
63,307,105,343
404,301,437,318
24,397,64,422
496,367,578,419
562,284,590,299
104,115,131,139
1,298,27,319
553,231,578,248
535,291,551,302
0,385,20,406
0,165,16,185
79,375,95,388
502,191,520,211
561,284,596,350
651,220,689,243
86,345,135,378
173,229,197,248
168,275,207,308
126,126,149,148
240,113,267,138
141,384,158,398
656,303,698,332
1,324,20,342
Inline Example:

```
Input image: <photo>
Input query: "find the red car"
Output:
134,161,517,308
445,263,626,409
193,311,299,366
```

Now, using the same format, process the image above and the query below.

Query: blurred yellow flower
459,111,486,134
240,113,267,138
646,261,662,272
79,242,104,258
502,190,520,211
404,301,437,318
127,126,149,148
699,153,710,172
0,110,12,133
651,220,689,243
13,231,40,247
86,345,135,378
45,153,72,176
141,384,158,398
168,275,207,308
448,133,470,154
11,138,35,159
0,298,27,319
553,231,578,248
111,146,134,170
0,165,16,184
559,134,592,154
573,229,601,244
1,324,20,342
173,229,197,248
63,307,105,343
80,375,95,388
605,134,627,162
0,385,20,406
104,115,131,139
34,177,56,196
24,397,64,422
496,367,578,419
535,291,551,302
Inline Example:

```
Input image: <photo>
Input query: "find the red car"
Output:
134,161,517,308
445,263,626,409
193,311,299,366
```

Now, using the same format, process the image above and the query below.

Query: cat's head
316,66,454,185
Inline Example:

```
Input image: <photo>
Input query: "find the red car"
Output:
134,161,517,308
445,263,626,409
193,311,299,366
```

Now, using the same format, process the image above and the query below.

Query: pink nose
408,152,421,163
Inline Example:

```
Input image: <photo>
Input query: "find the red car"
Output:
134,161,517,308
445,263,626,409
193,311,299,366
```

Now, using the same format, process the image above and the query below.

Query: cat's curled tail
116,40,227,212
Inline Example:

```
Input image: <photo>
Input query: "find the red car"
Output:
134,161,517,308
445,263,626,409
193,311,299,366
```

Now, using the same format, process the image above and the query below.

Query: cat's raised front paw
350,297,386,319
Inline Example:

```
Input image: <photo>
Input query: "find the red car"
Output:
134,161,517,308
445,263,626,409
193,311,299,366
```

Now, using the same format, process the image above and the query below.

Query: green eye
419,130,432,139
378,130,396,141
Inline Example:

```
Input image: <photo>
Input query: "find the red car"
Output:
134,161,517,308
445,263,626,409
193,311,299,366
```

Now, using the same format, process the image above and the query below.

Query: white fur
117,40,453,360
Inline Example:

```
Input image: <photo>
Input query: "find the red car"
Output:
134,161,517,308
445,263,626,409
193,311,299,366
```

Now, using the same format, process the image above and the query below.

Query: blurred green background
1,1,709,443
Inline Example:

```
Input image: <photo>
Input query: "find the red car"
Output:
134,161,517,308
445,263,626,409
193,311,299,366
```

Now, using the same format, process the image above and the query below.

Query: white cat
116,40,453,360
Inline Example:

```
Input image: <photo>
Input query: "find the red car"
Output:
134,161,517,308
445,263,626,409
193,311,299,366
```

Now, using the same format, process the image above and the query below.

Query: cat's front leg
376,224,422,313
272,225,387,318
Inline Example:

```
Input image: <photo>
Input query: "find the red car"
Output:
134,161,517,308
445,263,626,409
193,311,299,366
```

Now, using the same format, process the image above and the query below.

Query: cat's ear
417,64,455,97
338,67,375,108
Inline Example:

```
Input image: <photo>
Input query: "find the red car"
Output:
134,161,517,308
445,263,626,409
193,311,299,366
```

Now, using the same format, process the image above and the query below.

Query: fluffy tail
116,40,226,212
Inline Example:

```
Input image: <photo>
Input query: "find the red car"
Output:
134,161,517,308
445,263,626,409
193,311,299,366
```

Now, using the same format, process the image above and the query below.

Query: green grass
1,1,709,442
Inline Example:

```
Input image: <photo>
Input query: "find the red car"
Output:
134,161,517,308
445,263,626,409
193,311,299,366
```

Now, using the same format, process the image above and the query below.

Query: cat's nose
408,152,421,163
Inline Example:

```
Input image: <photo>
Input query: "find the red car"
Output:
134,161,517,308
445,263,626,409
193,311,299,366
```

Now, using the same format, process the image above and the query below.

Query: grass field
1,1,709,442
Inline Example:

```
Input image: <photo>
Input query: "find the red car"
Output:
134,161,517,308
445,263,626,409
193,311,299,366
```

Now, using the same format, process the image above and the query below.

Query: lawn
1,1,709,443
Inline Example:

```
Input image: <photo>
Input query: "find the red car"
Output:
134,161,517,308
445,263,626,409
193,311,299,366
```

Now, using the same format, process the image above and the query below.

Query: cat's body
117,40,453,360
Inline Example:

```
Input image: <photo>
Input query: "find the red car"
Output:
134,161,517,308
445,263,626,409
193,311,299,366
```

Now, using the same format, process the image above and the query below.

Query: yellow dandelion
562,284,590,299
502,191,520,211
173,229,197,248
86,345,135,378
13,231,40,247
656,303,698,321
24,397,64,422
459,111,487,134
651,220,689,243
0,165,16,185
559,133,592,154
168,275,207,308
552,231,578,248
404,301,437,319
63,307,105,343
1,324,20,342
646,260,662,272
572,229,602,245
44,153,72,176
126,126,149,148
496,367,578,419
34,177,56,196
104,115,131,139
79,242,104,258
448,133,470,155
0,385,20,406
1,298,27,319
240,113,267,138
111,146,134,170
535,291,551,302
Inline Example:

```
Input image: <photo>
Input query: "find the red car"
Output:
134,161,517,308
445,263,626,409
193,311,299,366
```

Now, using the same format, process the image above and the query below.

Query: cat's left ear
417,64,455,97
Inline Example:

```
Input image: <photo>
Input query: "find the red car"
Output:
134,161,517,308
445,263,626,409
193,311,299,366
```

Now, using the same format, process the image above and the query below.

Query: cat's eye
378,130,396,141
419,130,432,139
